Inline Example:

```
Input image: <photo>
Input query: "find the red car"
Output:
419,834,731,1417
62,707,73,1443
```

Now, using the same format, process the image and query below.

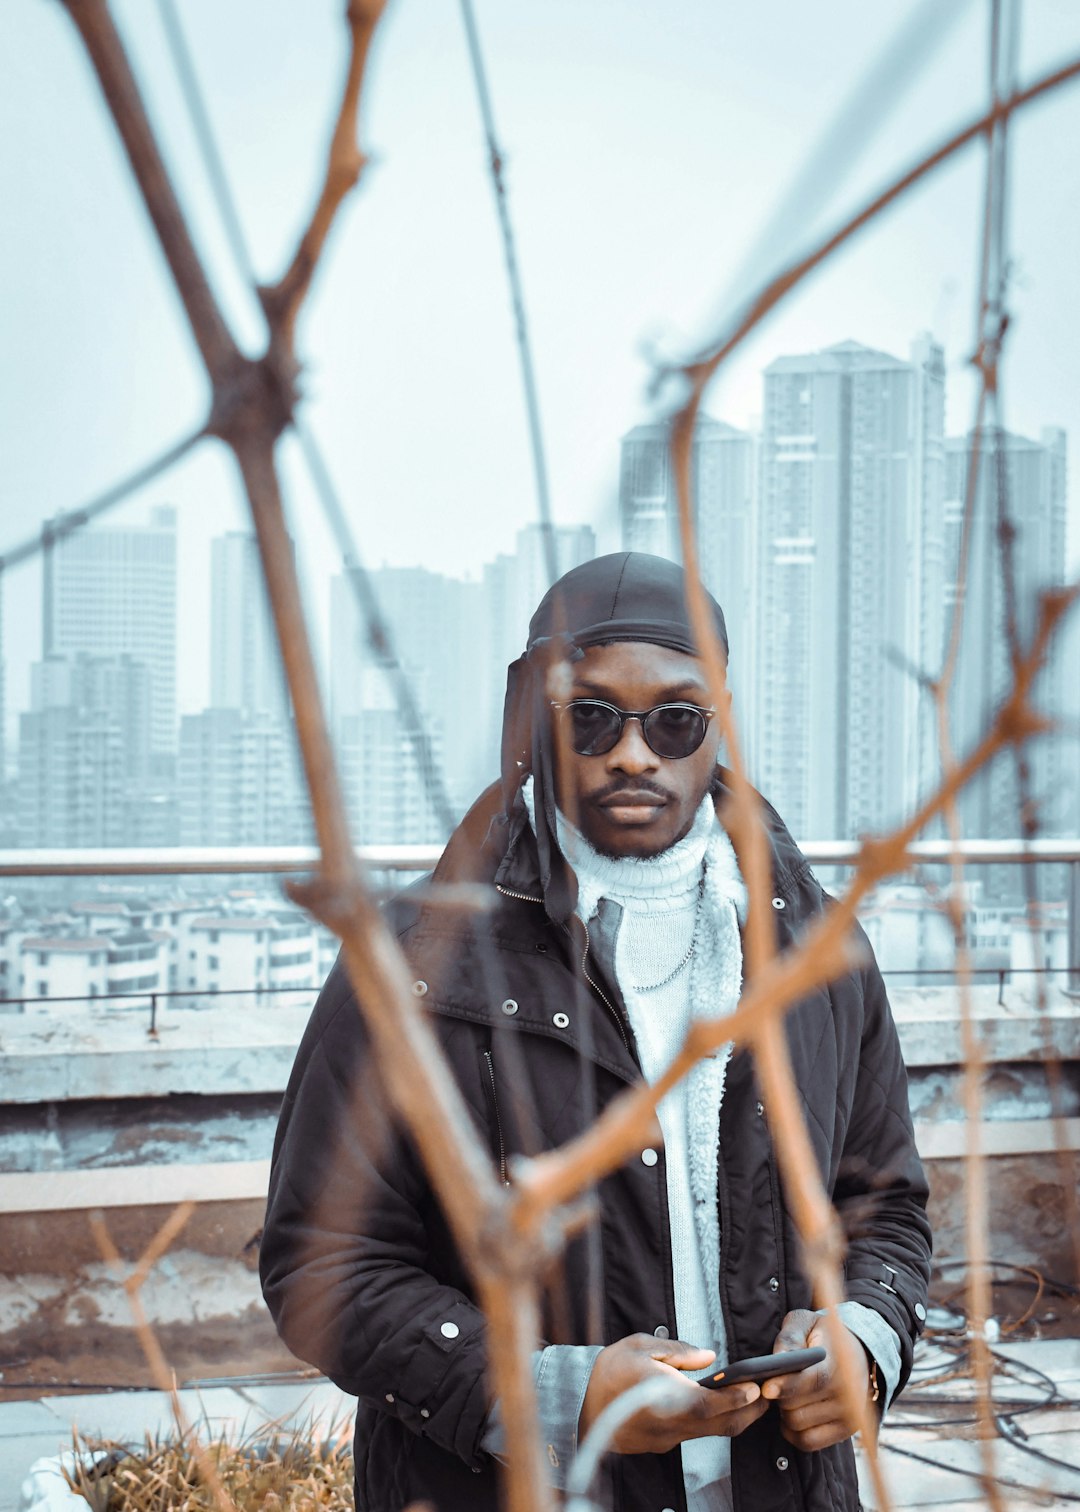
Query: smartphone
698,1346,826,1390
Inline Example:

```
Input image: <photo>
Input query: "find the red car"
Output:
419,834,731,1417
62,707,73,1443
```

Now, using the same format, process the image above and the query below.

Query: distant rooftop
765,339,909,375
190,916,272,934
20,936,104,954
622,415,747,442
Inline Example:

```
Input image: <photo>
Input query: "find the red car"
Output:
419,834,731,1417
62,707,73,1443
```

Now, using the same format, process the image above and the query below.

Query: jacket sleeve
259,959,493,1468
831,936,932,1394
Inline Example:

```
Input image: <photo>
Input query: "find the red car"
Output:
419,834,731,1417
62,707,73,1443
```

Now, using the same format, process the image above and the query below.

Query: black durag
499,552,729,923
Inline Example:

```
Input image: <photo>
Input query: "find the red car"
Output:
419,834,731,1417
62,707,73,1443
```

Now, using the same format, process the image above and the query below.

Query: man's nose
604,717,659,774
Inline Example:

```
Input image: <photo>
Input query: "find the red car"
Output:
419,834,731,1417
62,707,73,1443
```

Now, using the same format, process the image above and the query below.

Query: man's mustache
588,778,673,804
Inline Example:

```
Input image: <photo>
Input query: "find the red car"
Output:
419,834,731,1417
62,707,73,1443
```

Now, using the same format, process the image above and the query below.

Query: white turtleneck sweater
548,784,744,1511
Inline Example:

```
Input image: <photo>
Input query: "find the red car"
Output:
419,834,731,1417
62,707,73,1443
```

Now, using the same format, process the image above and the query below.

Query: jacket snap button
440,1320,460,1339
553,1012,570,1028
769,1276,779,1292
412,980,428,996
755,1101,765,1117
385,1392,394,1403
653,1324,670,1339
771,897,786,910
641,1148,659,1167
776,1455,790,1471
915,1302,927,1321
501,999,519,1016
420,1408,430,1419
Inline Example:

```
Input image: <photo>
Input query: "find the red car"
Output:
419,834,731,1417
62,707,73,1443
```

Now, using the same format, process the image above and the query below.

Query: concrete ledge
3,1117,1078,1212
0,1160,271,1213
2,984,1077,1105
914,1115,1080,1158
0,1005,312,1104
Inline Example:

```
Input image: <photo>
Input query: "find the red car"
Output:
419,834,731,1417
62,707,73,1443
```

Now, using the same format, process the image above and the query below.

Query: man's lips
595,790,670,821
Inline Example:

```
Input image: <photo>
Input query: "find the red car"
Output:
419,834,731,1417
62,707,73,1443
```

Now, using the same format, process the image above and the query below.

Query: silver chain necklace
629,876,704,993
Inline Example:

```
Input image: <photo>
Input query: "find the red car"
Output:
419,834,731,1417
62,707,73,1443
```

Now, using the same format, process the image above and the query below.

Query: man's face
549,640,724,859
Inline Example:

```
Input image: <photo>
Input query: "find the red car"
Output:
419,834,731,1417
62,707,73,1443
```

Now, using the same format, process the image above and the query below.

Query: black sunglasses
551,699,716,759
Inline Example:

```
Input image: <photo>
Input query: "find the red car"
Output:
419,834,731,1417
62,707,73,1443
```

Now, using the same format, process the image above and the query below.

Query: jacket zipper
495,884,631,1057
577,916,631,1055
481,1050,509,1185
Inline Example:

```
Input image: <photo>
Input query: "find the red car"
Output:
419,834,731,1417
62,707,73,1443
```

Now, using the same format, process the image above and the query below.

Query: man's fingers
683,1395,769,1441
690,1382,761,1419
650,1337,716,1371
761,1357,832,1403
771,1308,817,1353
778,1395,846,1433
762,1312,831,1401
781,1417,853,1453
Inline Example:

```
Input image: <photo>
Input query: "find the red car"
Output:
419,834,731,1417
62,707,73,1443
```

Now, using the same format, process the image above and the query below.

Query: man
261,552,931,1512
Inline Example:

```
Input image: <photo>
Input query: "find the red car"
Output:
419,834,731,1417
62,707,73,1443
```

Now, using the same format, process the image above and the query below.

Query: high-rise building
178,707,310,846
482,523,597,711
330,564,486,831
42,505,177,762
16,653,169,848
18,656,127,847
617,419,757,760
481,524,597,767
336,669,446,846
755,337,945,839
329,527,596,842
210,531,288,719
944,426,1070,856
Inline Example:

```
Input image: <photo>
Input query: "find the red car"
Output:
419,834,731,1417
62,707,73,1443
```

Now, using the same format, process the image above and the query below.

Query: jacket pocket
480,1049,509,1186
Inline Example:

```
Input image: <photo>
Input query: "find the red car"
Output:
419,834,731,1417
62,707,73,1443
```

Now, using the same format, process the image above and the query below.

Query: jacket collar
432,771,817,915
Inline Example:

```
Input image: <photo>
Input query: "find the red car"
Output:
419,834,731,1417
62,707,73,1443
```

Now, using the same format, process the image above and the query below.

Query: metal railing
2,840,1078,992
0,982,321,1037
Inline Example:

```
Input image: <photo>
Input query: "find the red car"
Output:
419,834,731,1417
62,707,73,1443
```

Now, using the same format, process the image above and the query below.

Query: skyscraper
18,657,128,847
330,565,486,838
618,417,758,762
755,337,945,839
944,426,1070,852
481,523,597,762
178,707,309,846
210,531,288,719
42,505,177,763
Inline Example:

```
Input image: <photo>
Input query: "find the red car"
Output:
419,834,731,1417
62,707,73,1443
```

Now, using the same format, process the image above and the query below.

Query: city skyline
4,329,1075,855
5,3,1080,753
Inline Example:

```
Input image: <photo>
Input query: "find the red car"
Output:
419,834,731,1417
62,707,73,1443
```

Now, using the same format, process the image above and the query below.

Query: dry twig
89,1203,241,1512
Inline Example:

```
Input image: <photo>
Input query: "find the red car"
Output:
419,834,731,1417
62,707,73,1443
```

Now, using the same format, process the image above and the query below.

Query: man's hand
761,1310,872,1452
579,1333,767,1455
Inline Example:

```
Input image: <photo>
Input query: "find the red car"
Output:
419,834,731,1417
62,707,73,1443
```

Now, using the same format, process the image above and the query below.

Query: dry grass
63,1420,354,1511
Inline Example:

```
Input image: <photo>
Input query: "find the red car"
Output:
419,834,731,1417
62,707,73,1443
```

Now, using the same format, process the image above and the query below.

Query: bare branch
90,1204,240,1512
259,0,386,351
60,0,239,380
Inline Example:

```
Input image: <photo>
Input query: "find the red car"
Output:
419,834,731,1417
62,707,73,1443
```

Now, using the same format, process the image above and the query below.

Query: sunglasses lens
565,701,622,756
642,705,707,758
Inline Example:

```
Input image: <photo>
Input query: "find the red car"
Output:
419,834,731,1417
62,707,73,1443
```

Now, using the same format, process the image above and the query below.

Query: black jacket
260,779,931,1511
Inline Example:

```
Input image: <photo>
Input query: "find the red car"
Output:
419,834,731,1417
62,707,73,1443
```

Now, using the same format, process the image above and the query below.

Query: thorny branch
49,3,1080,1509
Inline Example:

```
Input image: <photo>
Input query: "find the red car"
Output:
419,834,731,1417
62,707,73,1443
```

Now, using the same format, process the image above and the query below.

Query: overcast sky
2,0,1079,731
